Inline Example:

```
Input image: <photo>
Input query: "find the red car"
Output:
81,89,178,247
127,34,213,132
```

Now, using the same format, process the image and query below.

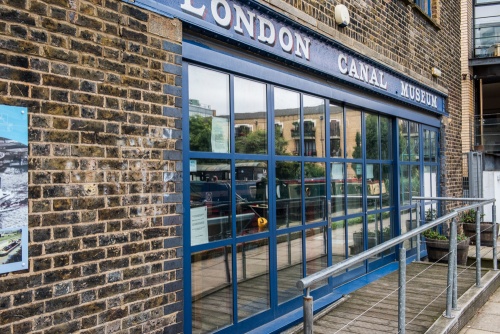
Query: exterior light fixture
431,67,442,77
335,5,350,27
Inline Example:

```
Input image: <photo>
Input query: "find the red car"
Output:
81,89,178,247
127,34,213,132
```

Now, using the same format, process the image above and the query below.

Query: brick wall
0,0,183,333
260,0,462,196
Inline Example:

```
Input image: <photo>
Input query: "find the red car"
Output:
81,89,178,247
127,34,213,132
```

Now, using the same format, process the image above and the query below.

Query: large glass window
474,2,500,57
186,63,437,334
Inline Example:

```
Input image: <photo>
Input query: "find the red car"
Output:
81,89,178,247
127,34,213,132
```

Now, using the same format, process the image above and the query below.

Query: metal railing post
493,204,498,271
445,218,456,318
416,201,421,261
398,247,406,334
303,288,313,334
452,218,458,310
476,208,482,287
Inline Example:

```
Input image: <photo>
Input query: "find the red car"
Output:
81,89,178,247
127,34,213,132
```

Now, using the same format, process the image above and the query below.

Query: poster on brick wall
0,105,28,274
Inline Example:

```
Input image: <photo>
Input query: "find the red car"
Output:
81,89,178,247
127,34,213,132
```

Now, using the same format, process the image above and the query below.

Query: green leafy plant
425,208,437,221
423,228,468,241
461,209,484,224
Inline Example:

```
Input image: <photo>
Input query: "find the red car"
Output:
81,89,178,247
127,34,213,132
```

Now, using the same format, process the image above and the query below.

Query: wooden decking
307,262,486,334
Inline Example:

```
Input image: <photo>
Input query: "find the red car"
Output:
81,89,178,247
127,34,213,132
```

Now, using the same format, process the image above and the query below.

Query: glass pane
367,213,393,261
190,159,231,245
277,230,302,303
431,166,438,196
346,109,362,159
409,122,419,162
365,113,379,160
346,163,363,214
330,104,344,158
332,220,346,263
401,209,411,248
382,164,392,208
305,162,326,223
304,95,325,157
276,161,301,229
348,216,364,256
235,77,267,154
430,131,437,162
367,164,380,210
306,227,328,289
237,239,269,320
411,165,420,201
380,116,392,160
399,119,409,161
331,163,345,217
423,166,432,198
188,65,230,153
192,247,233,333
275,87,300,156
400,165,410,206
423,129,430,162
236,160,268,236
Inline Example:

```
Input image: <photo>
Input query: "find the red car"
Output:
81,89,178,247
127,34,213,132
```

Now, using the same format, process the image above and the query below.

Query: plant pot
462,223,496,247
425,237,470,265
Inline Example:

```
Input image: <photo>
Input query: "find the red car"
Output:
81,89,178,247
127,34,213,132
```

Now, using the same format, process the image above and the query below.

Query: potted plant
423,228,470,265
351,227,391,255
461,209,496,247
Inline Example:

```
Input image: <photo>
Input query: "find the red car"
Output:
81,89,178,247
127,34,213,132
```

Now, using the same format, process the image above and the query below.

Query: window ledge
400,0,441,31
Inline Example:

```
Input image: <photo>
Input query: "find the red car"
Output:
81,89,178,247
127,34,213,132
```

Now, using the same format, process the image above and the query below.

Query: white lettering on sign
338,54,388,90
180,0,311,60
400,81,438,108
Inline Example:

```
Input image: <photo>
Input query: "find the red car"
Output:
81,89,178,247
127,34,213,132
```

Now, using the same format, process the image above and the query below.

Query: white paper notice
191,206,208,246
211,117,229,153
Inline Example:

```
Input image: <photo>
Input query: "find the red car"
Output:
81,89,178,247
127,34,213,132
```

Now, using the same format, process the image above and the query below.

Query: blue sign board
129,0,447,115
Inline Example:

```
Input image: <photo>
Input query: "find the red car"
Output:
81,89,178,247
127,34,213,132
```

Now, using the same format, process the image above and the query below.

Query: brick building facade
0,0,461,333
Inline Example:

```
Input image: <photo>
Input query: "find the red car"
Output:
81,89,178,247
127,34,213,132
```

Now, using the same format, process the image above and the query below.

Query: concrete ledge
426,270,500,334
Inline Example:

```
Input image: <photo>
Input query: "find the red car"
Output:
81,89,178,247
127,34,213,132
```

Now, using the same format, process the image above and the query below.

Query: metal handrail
296,197,497,334
296,211,457,291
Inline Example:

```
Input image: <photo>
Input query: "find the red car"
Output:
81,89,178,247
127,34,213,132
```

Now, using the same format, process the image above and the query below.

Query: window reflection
382,164,392,208
380,116,392,160
306,227,328,289
409,122,419,162
348,216,365,258
331,162,345,217
331,220,346,263
275,88,300,156
346,163,363,214
303,95,326,157
277,230,303,303
237,239,269,320
366,164,380,210
236,160,268,236
330,104,344,158
305,162,326,224
365,113,379,160
190,159,232,245
188,65,230,153
235,77,267,154
192,247,233,333
400,165,410,206
399,119,409,161
346,109,362,159
276,161,301,228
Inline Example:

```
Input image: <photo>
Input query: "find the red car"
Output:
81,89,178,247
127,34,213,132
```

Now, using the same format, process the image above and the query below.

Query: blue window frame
182,38,441,333
415,0,432,16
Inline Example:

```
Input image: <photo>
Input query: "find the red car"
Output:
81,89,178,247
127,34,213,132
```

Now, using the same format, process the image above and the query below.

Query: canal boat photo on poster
0,105,28,274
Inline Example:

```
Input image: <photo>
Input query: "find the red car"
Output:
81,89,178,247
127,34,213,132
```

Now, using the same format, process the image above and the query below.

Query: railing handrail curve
296,197,496,291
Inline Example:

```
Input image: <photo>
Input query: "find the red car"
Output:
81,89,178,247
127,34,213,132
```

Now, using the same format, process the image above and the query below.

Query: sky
0,105,28,146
